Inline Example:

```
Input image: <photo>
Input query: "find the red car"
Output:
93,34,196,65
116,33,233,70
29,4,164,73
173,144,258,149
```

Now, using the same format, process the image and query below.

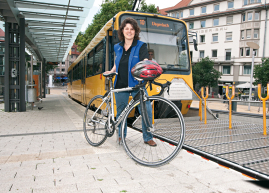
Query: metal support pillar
4,18,26,112
19,18,26,111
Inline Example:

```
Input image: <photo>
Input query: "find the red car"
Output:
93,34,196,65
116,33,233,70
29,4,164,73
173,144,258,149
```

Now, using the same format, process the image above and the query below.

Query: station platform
0,88,268,193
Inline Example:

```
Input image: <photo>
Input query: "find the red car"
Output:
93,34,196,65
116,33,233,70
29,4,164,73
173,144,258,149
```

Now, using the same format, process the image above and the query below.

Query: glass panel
181,12,183,18
87,52,94,77
244,66,251,74
201,20,206,28
212,50,217,57
200,35,205,42
248,12,253,21
212,34,218,42
0,66,4,76
214,4,219,11
246,47,250,56
226,32,232,41
189,22,194,29
225,49,231,60
244,0,248,5
228,1,234,8
254,29,259,38
190,9,194,16
223,66,230,74
246,29,251,38
255,12,259,20
241,30,244,39
201,7,206,14
213,19,219,26
176,13,179,18
240,48,244,56
242,13,246,21
120,14,190,72
227,16,233,24
200,51,204,58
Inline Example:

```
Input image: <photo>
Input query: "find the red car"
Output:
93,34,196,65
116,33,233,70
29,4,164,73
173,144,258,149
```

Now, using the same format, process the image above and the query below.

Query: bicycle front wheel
83,95,109,146
121,96,185,167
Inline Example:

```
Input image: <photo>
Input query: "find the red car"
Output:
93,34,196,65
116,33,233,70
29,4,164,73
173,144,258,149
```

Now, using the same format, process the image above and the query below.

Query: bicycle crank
105,119,115,137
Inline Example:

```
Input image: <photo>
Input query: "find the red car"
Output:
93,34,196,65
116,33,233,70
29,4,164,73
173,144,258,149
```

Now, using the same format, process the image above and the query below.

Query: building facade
160,0,269,95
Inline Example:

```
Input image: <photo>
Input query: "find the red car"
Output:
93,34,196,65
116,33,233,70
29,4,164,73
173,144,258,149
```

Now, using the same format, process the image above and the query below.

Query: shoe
144,140,157,147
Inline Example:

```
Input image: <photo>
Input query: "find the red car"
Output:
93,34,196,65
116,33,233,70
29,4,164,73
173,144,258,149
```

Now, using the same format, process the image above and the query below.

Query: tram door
82,55,87,105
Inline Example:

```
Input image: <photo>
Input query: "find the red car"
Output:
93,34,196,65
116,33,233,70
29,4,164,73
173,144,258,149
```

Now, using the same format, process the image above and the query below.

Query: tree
75,0,158,52
253,58,269,89
192,57,222,89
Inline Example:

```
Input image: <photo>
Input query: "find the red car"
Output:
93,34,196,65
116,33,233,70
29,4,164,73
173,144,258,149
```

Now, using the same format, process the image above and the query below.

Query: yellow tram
67,11,194,115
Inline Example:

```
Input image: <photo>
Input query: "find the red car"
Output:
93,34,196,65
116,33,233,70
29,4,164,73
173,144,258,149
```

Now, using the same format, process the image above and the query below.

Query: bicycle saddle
103,72,118,78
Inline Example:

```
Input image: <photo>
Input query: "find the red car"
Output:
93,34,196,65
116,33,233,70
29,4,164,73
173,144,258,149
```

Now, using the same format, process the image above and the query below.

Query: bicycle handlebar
133,80,171,96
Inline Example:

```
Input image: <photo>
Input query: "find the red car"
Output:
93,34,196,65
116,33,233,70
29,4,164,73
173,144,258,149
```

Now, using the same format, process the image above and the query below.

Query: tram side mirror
193,39,198,51
112,30,120,45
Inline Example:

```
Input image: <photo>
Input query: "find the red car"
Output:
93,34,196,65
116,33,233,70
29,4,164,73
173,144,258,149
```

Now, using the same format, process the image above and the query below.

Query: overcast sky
80,0,180,32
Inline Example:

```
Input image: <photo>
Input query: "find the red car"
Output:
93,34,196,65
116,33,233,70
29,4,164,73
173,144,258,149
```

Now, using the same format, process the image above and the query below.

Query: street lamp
246,42,259,111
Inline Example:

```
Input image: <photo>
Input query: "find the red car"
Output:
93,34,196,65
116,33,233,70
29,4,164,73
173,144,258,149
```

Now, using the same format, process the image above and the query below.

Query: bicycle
83,72,185,167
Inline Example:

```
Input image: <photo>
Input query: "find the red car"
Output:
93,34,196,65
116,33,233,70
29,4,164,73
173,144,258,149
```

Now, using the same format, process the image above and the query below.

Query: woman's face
123,23,135,41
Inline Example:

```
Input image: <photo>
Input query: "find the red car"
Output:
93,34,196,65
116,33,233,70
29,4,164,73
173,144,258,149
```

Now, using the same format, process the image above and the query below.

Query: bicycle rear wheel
121,96,185,167
83,95,109,146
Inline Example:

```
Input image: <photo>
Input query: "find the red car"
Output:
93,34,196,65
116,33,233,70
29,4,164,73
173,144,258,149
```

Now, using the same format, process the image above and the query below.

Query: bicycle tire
83,95,109,146
121,96,185,167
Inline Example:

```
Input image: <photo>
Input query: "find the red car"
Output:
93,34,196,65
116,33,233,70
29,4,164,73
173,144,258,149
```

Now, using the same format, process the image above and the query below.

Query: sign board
163,78,192,100
47,62,58,65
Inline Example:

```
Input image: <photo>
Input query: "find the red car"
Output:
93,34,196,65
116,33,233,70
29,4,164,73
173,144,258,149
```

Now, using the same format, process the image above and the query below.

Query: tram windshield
120,14,190,73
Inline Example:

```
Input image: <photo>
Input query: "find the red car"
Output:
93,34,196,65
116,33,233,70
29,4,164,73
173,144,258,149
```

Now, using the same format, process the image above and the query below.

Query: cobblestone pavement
0,89,268,193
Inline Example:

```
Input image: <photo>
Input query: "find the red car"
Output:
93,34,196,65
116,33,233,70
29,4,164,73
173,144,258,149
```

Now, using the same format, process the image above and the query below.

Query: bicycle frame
90,77,151,133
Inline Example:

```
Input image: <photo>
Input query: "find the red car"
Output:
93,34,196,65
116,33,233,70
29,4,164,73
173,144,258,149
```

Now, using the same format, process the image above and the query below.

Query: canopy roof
0,0,95,62
236,82,257,89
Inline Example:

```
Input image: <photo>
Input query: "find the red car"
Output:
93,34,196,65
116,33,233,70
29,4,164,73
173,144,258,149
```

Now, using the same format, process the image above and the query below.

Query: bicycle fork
139,88,154,132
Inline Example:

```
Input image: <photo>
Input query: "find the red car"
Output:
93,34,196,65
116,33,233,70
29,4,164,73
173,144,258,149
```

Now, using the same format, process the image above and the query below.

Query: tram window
87,51,94,77
94,47,104,74
120,14,190,72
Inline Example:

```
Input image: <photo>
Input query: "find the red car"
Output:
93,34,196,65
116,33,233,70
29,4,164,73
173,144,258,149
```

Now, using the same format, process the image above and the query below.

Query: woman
104,17,156,146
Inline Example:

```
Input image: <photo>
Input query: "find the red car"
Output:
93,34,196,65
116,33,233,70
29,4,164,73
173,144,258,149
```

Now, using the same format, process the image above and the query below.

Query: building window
213,18,219,26
200,35,205,43
212,50,217,57
240,48,244,57
189,22,194,29
244,66,251,74
244,0,261,5
246,47,250,56
181,12,183,18
241,30,245,39
71,48,75,52
242,13,246,22
253,49,258,56
200,50,205,58
201,6,206,14
226,32,232,41
61,68,65,72
254,29,259,38
190,9,194,16
227,16,233,24
214,4,219,11
223,66,231,74
201,20,206,28
246,29,251,39
228,1,234,9
244,0,248,5
212,34,218,42
248,12,253,21
172,13,175,17
255,12,260,20
176,12,179,18
225,49,231,60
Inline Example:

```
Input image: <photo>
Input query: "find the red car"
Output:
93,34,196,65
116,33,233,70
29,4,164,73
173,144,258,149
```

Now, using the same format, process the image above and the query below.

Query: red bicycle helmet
131,60,163,81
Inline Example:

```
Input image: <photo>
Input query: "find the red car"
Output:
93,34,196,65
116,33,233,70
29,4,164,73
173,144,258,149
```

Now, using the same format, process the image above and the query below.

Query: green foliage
192,57,222,88
253,58,269,87
75,0,158,52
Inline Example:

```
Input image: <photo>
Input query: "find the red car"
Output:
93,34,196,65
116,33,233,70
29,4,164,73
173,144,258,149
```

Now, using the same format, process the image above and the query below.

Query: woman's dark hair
118,17,140,41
